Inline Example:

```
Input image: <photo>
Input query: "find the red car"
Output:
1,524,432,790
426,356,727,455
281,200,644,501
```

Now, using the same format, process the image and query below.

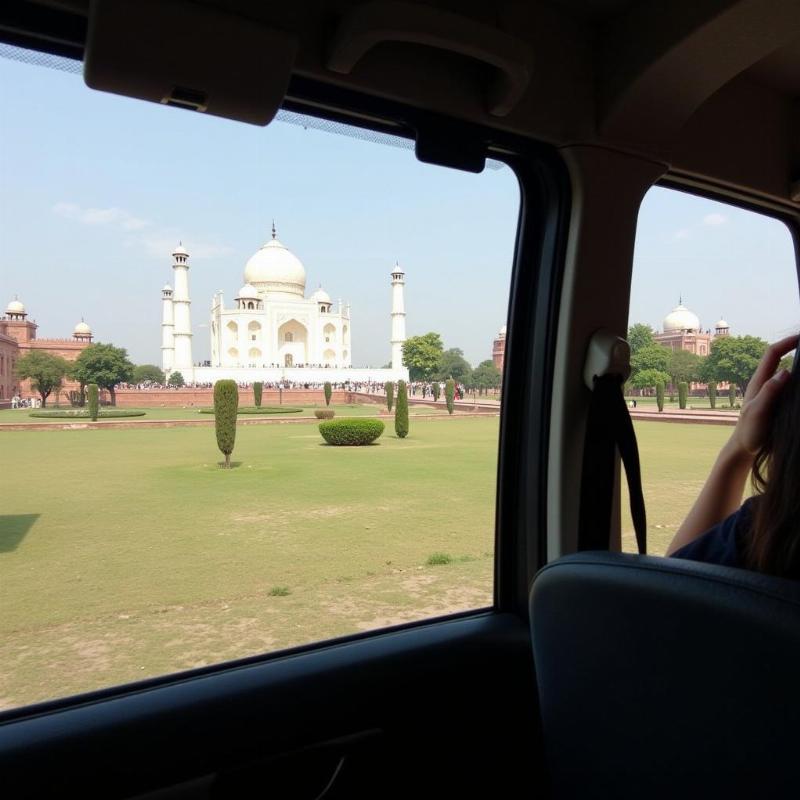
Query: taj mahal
160,225,409,384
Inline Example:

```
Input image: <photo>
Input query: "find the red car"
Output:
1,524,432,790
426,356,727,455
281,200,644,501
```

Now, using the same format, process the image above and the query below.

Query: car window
624,186,798,555
0,45,519,711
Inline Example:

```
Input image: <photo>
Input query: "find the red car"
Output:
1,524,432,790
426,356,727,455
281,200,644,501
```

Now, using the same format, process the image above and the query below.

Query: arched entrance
278,319,308,366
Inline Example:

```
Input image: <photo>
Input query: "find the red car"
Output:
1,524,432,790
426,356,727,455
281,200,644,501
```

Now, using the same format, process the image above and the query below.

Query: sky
0,49,798,370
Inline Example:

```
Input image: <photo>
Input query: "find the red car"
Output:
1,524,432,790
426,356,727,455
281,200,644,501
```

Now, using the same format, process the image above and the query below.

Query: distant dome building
73,320,93,342
653,299,731,359
159,221,409,383
493,324,507,372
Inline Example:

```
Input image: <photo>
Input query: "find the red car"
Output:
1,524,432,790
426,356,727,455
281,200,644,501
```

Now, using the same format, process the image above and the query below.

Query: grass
0,415,732,711
0,403,455,425
0,416,498,709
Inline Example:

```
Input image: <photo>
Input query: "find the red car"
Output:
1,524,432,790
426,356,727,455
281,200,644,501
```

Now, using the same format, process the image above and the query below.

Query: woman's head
749,356,800,576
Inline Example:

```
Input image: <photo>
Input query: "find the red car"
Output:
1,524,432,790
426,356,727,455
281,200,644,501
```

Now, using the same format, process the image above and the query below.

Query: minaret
390,262,406,370
171,243,193,371
161,284,175,371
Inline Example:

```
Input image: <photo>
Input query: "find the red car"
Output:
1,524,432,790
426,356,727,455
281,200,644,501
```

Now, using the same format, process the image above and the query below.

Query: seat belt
578,332,647,554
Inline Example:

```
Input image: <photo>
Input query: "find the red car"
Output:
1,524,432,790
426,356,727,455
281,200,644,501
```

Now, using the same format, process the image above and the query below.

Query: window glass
625,187,798,555
0,47,518,710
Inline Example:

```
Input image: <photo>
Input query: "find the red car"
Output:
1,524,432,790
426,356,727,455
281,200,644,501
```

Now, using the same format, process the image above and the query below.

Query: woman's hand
731,334,799,457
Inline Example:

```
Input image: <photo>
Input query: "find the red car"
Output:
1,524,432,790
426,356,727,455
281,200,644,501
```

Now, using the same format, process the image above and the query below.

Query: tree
434,348,471,382
385,381,394,411
678,381,688,410
167,371,185,388
628,323,655,355
432,382,441,401
656,381,665,412
71,343,135,405
630,344,670,380
729,384,737,408
87,383,99,421
444,378,455,415
402,333,444,381
15,351,69,407
214,380,239,468
324,381,332,406
700,335,768,394
669,349,702,385
631,368,670,391
395,379,409,439
708,381,717,409
470,360,502,393
253,381,263,407
132,364,165,384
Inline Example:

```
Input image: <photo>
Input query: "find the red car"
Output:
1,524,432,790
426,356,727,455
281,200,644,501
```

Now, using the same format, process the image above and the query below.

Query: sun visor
83,0,297,126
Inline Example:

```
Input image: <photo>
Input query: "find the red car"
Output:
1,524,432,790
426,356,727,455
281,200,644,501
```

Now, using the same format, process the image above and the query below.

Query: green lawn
0,402,453,424
0,416,733,710
626,395,739,413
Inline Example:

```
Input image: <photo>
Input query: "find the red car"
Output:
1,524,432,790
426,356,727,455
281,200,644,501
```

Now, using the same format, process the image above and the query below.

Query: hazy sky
0,49,797,370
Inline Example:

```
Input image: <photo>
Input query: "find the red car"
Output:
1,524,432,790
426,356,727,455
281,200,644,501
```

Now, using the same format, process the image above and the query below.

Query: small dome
715,318,729,329
498,324,507,337
162,283,173,293
311,287,331,304
663,304,700,333
6,298,25,314
172,243,189,256
391,261,405,274
244,237,306,296
74,320,92,336
237,283,260,300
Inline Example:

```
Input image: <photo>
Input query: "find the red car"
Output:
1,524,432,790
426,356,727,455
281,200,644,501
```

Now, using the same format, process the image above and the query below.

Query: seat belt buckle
583,329,631,391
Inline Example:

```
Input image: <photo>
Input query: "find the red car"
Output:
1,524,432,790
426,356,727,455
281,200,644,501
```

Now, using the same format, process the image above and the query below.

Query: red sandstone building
0,298,94,405
492,324,506,371
653,301,730,355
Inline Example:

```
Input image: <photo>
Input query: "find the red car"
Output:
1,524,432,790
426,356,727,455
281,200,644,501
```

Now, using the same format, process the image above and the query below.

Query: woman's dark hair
748,362,800,577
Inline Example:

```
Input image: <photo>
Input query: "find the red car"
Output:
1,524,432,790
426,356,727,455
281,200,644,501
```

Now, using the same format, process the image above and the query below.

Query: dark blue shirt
670,498,755,569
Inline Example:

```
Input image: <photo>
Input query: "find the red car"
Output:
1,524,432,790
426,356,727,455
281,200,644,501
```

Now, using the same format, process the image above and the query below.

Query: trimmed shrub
445,379,455,415
199,406,301,415
30,409,146,418
253,381,263,407
708,381,717,409
678,381,688,410
655,381,665,412
432,382,441,401
395,380,409,439
214,380,239,468
385,381,394,411
87,383,99,421
324,381,332,406
269,586,290,597
728,384,736,408
427,552,452,566
319,418,384,445
314,409,335,419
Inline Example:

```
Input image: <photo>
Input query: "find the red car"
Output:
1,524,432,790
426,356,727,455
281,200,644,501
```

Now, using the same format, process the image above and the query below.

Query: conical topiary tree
728,384,736,408
445,379,455,415
253,381,263,408
656,381,665,413
214,379,239,468
708,381,717,409
432,382,441,402
324,381,332,407
678,381,688,410
385,381,394,412
395,380,409,439
87,383,99,421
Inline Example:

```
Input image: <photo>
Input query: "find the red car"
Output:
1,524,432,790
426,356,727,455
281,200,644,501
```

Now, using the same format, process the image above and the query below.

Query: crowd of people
9,394,41,408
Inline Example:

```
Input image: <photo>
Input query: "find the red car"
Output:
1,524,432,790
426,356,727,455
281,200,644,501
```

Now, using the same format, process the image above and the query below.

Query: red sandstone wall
112,388,361,407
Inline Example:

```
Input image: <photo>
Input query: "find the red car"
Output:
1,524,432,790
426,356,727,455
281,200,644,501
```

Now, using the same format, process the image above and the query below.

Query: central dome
244,237,306,297
663,304,700,333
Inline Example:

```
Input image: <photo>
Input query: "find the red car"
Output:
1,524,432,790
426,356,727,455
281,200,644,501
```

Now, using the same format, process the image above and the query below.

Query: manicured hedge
395,380,409,439
385,381,394,411
214,380,238,468
656,381,665,412
253,381,263,407
324,381,332,406
87,383,99,421
199,406,302,415
708,381,717,409
678,381,688,410
30,409,146,418
314,409,335,419
319,418,384,446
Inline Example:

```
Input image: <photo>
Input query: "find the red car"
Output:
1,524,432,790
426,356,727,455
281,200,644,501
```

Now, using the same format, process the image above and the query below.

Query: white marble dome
311,287,331,304
74,320,92,336
237,283,259,299
172,243,189,256
498,324,507,337
244,238,306,296
6,298,25,315
663,304,700,333
716,318,729,329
